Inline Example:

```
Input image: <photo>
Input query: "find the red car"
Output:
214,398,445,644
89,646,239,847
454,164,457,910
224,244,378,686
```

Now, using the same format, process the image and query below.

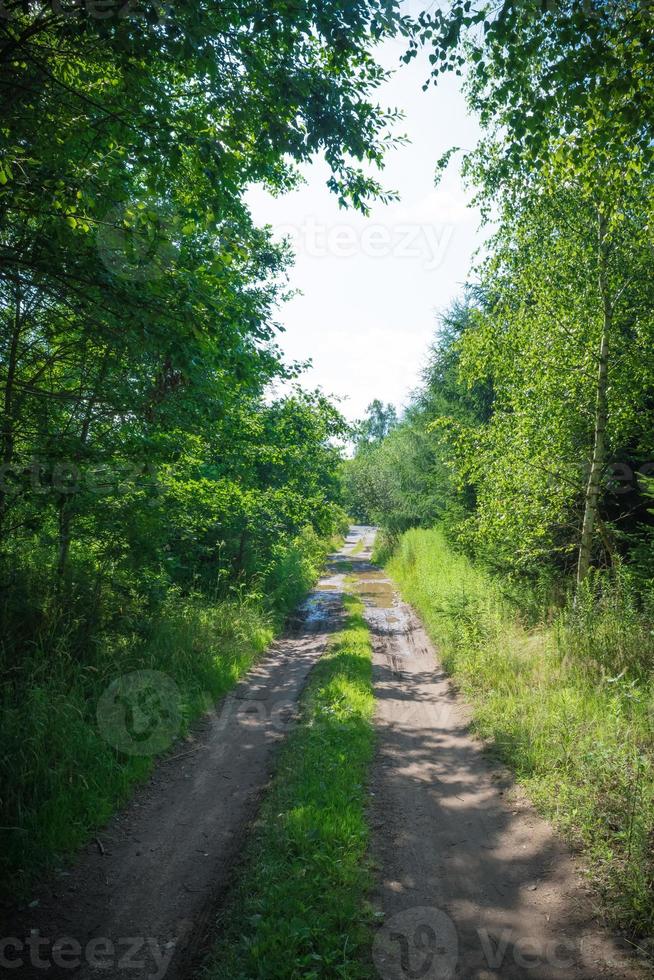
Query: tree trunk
55,350,108,583
56,498,72,582
235,529,247,576
0,282,22,533
577,215,611,587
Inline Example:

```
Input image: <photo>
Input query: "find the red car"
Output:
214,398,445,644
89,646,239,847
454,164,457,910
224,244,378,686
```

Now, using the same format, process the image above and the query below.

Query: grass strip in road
200,592,376,980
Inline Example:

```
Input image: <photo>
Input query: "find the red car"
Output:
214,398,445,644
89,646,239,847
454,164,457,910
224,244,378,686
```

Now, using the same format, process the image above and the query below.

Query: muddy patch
354,570,395,610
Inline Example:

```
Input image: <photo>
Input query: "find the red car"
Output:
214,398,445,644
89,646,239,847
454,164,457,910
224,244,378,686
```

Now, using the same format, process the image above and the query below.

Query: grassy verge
0,530,333,906
386,526,654,942
200,592,375,980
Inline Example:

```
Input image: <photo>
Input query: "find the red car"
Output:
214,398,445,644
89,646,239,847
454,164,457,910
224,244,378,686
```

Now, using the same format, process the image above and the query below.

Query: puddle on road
354,570,395,610
302,584,344,624
354,571,411,639
301,529,398,625
357,582,394,609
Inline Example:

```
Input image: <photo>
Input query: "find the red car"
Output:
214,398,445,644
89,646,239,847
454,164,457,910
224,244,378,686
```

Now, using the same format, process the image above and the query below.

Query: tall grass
386,527,654,941
0,528,330,904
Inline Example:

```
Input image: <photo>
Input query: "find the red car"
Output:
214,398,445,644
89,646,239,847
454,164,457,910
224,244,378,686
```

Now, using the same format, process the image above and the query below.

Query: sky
247,33,483,424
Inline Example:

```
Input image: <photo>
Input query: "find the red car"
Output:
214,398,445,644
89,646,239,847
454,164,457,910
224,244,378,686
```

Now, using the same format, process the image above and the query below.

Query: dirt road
350,526,645,980
4,562,347,979
4,526,646,979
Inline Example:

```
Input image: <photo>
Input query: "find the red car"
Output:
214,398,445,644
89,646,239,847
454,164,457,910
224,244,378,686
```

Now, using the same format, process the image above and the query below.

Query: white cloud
249,46,483,423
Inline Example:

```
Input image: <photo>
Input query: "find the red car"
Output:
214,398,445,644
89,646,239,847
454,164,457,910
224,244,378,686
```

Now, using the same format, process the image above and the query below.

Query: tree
0,0,411,581
420,0,654,192
0,1,418,674
354,399,399,447
420,187,654,582
418,0,654,584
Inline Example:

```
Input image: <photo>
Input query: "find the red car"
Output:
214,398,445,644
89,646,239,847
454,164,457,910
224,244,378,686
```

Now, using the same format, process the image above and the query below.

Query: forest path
5,527,646,979
4,541,353,980
356,526,645,980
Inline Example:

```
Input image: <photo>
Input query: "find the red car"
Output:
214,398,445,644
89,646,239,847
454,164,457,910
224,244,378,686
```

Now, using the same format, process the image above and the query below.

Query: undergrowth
386,526,654,943
200,592,376,980
0,528,331,906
